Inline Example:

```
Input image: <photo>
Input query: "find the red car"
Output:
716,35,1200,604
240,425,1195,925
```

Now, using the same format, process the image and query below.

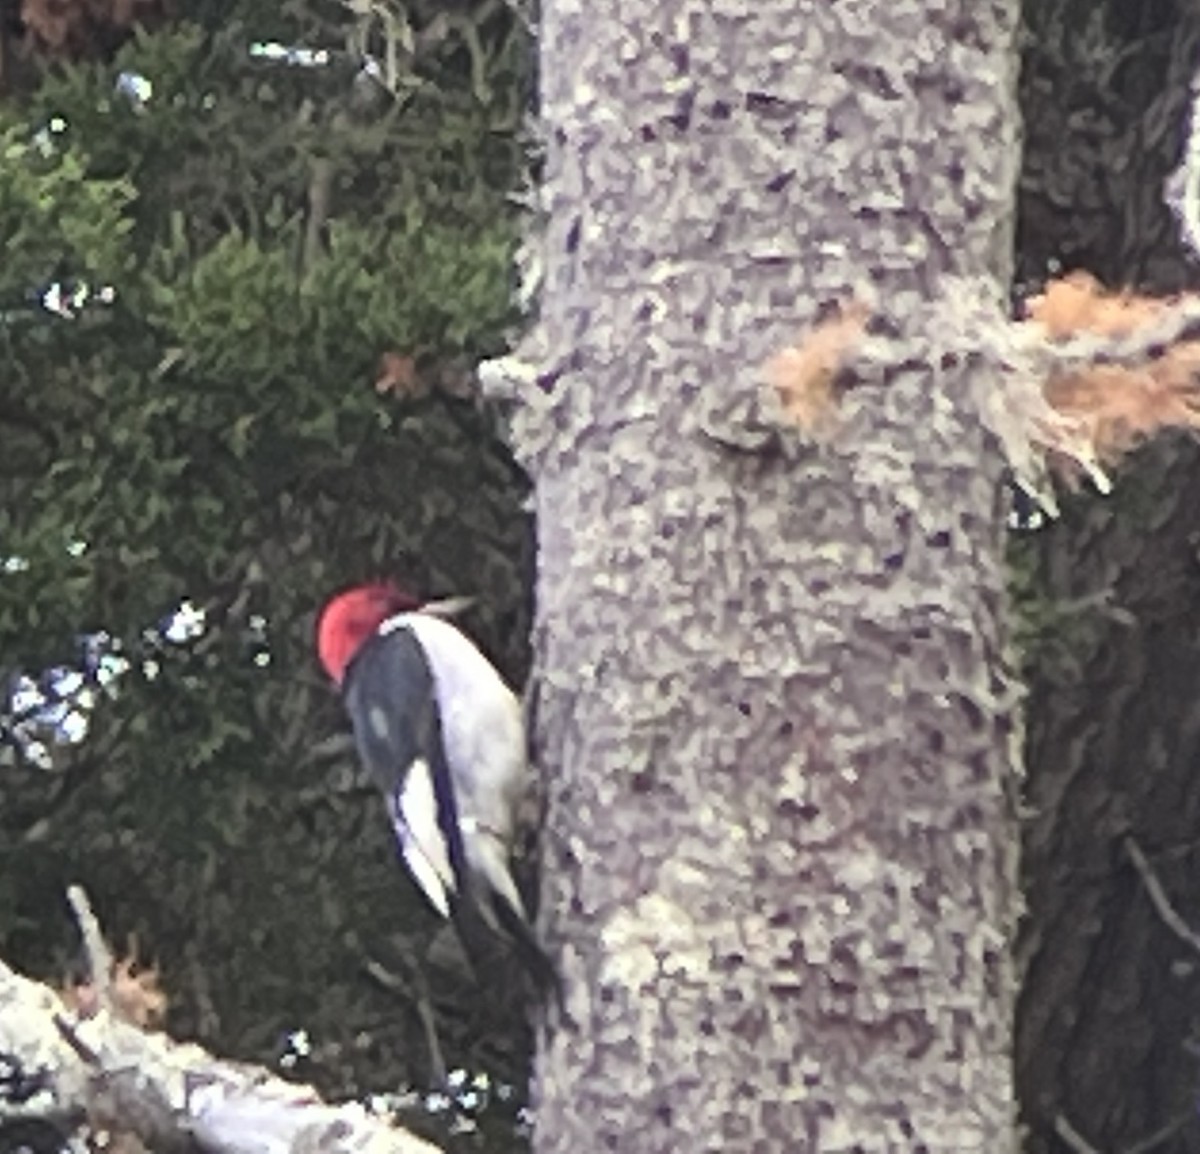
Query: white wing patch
379,611,526,834
368,705,391,740
389,758,455,918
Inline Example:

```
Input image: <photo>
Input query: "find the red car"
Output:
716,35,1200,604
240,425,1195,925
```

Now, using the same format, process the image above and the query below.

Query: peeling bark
493,0,1027,1149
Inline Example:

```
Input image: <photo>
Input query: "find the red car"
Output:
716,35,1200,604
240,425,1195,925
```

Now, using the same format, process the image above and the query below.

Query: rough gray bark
493,1,1026,1149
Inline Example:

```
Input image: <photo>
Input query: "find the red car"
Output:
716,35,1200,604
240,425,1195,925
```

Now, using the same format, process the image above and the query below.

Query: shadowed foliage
0,2,539,1141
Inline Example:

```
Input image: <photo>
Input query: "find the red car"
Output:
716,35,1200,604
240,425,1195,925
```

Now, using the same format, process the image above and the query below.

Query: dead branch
66,884,113,1013
364,957,447,1089
1165,71,1200,259
1125,1110,1191,1153
760,273,1200,513
1052,1103,1190,1154
1124,836,1200,957
1054,1112,1102,1153
0,954,438,1153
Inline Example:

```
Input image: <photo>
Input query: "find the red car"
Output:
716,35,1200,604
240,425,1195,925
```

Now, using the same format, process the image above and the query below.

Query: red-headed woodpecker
315,582,557,997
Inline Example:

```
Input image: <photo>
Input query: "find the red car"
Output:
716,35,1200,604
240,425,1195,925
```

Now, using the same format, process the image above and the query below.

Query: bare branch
364,957,447,1088
1051,1103,1190,1154
0,954,439,1152
1054,1113,1102,1154
1125,1110,1191,1153
66,886,113,1013
302,154,335,276
759,273,1200,513
1033,296,1200,374
1165,70,1200,258
1124,836,1200,957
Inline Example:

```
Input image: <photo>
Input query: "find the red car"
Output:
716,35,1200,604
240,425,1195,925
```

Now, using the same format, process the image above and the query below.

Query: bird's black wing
343,628,469,917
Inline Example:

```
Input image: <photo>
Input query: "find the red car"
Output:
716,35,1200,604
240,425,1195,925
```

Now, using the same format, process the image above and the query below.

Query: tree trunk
492,1,1027,1149
1015,439,1200,1154
1013,3,1200,1149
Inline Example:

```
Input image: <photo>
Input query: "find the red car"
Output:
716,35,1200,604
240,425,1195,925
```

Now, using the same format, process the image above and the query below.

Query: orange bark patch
60,939,168,1029
1027,273,1200,462
764,303,867,433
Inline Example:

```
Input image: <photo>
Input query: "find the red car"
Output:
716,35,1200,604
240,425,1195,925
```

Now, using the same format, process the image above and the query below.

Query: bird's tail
461,831,563,1007
490,889,563,1009
446,885,562,1010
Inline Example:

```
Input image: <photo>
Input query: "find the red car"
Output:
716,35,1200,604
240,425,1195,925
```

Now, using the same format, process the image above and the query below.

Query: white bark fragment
1165,71,1200,258
0,957,438,1154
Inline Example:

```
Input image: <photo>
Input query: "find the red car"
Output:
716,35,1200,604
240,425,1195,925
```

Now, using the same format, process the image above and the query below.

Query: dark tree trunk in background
1017,443,1200,1154
1015,0,1200,1150
495,0,1026,1148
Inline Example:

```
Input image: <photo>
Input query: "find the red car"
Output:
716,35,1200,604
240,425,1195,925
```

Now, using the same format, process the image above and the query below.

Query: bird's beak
419,595,475,619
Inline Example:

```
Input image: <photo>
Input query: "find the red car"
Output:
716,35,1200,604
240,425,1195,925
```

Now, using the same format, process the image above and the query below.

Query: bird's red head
316,582,421,687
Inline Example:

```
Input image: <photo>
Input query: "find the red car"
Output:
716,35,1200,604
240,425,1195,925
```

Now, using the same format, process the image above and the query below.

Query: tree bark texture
507,1,1026,1150
1016,441,1200,1154
1013,2,1200,1149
